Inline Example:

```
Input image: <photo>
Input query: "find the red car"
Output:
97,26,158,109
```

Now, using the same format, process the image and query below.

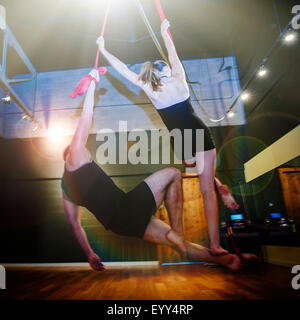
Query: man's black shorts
108,181,157,238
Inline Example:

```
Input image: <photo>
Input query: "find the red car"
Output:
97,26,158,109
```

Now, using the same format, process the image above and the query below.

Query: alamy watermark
95,121,204,167
291,265,300,290
292,5,300,30
0,265,5,289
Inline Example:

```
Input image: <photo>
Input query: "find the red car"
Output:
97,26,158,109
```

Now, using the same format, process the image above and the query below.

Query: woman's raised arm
160,19,185,78
97,36,141,86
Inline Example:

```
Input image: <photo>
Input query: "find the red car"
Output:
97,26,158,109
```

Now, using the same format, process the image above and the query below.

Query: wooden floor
1,263,299,300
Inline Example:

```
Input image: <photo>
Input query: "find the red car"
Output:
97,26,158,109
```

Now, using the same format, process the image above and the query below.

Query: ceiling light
1,95,11,104
258,66,267,77
241,92,250,101
284,32,296,42
227,111,235,118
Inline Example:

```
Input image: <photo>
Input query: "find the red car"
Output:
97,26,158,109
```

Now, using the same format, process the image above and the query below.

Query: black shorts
107,181,157,238
157,98,215,160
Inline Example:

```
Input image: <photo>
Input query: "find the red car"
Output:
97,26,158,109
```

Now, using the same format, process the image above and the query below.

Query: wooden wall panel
278,168,300,223
156,174,209,264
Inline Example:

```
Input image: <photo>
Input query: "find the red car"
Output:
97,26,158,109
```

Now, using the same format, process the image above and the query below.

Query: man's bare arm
69,70,99,151
62,192,105,271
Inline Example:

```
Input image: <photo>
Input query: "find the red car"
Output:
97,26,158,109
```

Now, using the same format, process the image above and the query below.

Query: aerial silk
70,0,111,98
154,0,174,43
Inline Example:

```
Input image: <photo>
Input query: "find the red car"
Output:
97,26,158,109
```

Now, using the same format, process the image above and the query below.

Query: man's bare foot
166,229,187,258
210,246,229,256
241,253,259,262
223,254,241,272
185,242,241,272
216,184,240,210
182,159,196,168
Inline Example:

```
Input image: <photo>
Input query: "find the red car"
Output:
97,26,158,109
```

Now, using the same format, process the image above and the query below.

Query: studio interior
0,0,299,301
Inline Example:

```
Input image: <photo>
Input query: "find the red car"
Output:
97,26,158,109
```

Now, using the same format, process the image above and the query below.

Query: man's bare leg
144,167,186,255
143,217,257,271
163,169,186,257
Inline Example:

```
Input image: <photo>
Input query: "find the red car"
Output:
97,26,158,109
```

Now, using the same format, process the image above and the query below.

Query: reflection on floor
1,263,299,300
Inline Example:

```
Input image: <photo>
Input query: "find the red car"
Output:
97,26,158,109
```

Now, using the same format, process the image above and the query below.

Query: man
61,68,256,272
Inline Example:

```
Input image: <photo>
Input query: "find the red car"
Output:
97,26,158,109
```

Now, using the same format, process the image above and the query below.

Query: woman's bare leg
214,177,240,210
182,160,239,210
195,149,228,256
144,167,186,254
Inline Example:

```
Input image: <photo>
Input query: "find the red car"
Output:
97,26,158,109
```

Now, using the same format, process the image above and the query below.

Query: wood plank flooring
1,263,299,300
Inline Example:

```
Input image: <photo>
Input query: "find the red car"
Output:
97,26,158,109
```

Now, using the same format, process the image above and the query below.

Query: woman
97,19,239,256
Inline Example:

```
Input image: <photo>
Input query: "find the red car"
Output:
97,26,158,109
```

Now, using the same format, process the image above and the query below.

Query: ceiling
0,0,296,71
0,0,299,134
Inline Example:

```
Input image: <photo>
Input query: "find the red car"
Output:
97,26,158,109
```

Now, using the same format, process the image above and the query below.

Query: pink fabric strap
154,0,174,43
70,2,110,99
94,0,111,69
85,74,98,86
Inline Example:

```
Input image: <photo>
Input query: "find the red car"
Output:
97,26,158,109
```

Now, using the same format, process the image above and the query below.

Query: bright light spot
46,125,70,158
227,111,235,118
258,67,267,77
241,92,250,101
47,126,65,142
284,33,295,42
1,95,10,104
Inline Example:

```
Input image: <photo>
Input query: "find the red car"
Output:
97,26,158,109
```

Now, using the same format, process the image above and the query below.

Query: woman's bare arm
97,36,141,86
160,19,185,78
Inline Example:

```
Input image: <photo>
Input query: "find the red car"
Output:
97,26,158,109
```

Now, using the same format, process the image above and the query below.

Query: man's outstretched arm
69,69,99,151
62,192,105,271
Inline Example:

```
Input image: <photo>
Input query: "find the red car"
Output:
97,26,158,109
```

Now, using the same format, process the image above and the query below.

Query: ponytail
138,61,162,91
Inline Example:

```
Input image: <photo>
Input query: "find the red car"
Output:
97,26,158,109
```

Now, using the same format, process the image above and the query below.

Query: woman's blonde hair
138,60,168,91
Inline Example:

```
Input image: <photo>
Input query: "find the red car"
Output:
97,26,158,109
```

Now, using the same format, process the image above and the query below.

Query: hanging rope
70,0,111,98
94,0,111,69
135,0,168,62
154,0,173,43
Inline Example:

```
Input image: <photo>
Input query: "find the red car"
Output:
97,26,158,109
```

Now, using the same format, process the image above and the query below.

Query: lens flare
217,136,274,196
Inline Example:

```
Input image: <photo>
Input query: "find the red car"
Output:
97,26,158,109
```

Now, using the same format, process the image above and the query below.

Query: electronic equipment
264,210,295,230
219,212,261,257
220,211,255,233
228,213,249,230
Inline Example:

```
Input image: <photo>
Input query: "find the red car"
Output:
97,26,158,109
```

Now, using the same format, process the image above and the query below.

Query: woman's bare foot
216,184,240,210
210,246,229,256
166,229,187,258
